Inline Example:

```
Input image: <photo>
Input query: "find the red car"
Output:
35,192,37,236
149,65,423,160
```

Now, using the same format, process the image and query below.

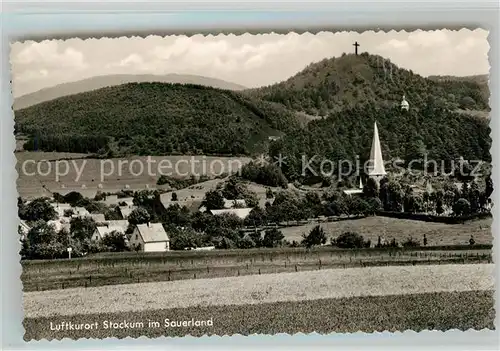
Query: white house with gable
129,223,170,252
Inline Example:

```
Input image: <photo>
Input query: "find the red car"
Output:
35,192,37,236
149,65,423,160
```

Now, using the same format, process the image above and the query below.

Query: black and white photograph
11,29,494,340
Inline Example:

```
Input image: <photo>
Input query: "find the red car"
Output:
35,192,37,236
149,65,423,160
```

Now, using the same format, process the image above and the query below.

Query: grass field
23,290,495,340
21,246,492,292
281,216,493,246
24,263,494,319
15,152,251,199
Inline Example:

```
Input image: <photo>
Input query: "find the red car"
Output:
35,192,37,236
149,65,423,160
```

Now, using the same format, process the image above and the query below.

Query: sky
10,29,490,97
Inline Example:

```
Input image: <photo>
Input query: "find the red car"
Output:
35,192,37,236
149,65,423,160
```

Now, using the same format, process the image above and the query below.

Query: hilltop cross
353,41,360,55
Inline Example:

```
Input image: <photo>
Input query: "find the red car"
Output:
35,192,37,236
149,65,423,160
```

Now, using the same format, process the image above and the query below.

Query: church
343,95,408,196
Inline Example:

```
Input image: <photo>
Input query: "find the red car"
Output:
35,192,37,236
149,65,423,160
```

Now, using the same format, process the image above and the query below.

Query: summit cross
353,41,360,55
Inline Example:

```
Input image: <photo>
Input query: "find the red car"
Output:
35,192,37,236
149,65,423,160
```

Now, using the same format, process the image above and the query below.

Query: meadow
280,216,493,246
23,263,495,339
22,245,492,292
24,290,494,339
15,152,251,199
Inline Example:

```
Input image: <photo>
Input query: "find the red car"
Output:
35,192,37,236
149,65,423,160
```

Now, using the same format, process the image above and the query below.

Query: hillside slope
247,53,489,116
15,82,300,156
14,74,247,110
269,103,491,182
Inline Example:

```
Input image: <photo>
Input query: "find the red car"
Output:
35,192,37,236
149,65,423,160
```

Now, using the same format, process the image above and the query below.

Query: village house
103,219,129,233
71,207,91,218
47,219,71,233
129,223,170,252
90,213,106,223
119,205,137,219
50,203,72,218
91,225,126,241
18,220,31,241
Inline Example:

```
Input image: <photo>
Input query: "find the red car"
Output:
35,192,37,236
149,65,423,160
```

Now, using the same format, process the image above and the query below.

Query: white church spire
368,121,387,180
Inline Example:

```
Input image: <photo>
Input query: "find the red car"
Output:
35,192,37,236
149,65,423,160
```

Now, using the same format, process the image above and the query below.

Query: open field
15,152,251,199
24,290,495,340
23,263,494,318
21,245,492,292
281,216,492,246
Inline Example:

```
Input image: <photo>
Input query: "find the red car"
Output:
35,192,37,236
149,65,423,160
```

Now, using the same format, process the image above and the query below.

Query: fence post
207,266,209,273
295,265,298,272
258,268,261,275
89,275,92,283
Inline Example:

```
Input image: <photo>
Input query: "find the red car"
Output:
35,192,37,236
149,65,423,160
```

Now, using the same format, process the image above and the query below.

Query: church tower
367,121,387,183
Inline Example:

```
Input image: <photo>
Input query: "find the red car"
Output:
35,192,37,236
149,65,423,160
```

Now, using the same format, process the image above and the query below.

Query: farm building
91,225,125,241
129,223,170,252
210,208,253,220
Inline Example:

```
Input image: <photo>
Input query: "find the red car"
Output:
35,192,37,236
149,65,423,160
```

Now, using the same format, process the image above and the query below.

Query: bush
453,198,471,216
333,231,369,249
402,237,420,248
301,225,327,248
262,228,285,248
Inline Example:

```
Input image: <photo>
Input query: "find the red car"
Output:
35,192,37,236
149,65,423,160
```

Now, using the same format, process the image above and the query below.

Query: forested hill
15,82,301,156
247,53,489,117
14,74,248,110
268,103,491,182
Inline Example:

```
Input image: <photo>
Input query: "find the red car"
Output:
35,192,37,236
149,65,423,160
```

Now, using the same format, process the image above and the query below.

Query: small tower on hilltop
367,121,387,184
401,94,410,111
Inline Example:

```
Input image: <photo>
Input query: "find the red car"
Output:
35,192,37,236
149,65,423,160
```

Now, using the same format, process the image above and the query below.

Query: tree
23,220,65,259
333,231,367,249
262,228,284,248
301,225,327,248
70,217,97,242
19,198,57,222
237,235,256,249
168,226,204,250
435,197,444,215
468,181,481,213
459,96,476,109
171,192,178,201
452,198,471,216
64,192,84,206
245,207,268,227
128,207,151,225
202,190,225,210
365,197,383,214
101,231,129,252
266,187,274,199
363,177,379,199
380,181,403,212
163,204,191,227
